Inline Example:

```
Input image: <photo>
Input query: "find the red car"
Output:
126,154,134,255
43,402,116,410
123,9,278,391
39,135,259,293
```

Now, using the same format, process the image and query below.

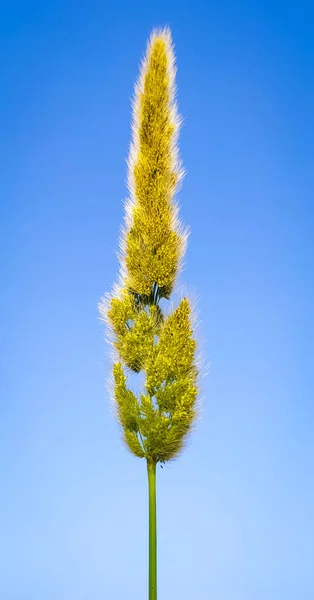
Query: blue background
1,1,313,598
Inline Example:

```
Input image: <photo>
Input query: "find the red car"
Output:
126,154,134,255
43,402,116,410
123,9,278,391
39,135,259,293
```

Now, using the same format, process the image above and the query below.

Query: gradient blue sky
1,1,313,599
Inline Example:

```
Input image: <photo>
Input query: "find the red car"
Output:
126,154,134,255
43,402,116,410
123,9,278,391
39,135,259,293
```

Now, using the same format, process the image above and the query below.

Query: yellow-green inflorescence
100,28,198,464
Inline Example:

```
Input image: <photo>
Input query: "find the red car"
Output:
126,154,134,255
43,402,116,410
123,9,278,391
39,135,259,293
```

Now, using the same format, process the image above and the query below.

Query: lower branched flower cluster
109,291,198,463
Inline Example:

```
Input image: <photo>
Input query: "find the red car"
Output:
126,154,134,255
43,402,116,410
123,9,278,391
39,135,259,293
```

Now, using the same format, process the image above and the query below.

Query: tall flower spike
100,27,198,460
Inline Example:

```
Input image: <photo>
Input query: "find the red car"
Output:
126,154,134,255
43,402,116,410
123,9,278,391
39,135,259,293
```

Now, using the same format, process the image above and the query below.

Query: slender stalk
147,460,157,600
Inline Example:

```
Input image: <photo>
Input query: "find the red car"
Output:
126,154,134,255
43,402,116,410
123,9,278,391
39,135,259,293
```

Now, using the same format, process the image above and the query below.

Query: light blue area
1,1,313,598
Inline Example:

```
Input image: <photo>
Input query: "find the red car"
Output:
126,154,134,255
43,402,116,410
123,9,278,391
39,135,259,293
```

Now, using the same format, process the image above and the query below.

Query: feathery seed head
101,29,199,463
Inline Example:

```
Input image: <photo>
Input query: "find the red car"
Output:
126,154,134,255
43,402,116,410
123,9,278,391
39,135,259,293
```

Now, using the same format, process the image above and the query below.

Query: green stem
147,460,157,600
